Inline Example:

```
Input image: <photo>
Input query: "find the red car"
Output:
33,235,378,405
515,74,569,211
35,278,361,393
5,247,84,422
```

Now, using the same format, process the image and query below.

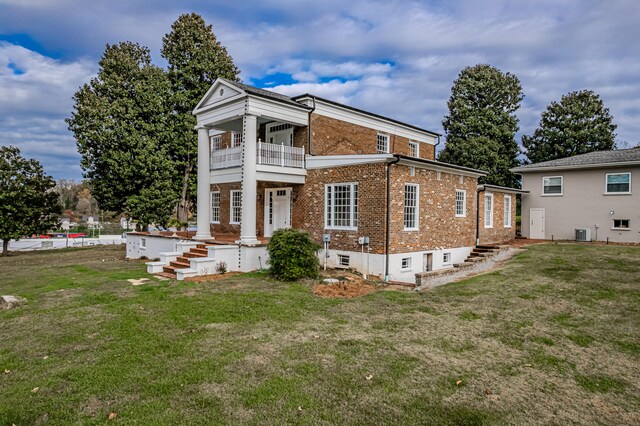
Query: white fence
210,142,305,170
9,236,126,252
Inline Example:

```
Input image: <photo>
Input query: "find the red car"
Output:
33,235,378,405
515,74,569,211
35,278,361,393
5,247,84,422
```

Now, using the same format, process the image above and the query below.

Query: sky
1,0,639,180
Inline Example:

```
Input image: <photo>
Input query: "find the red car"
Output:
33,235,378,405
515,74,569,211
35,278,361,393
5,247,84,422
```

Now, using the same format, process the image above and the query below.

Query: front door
264,188,292,237
530,208,545,239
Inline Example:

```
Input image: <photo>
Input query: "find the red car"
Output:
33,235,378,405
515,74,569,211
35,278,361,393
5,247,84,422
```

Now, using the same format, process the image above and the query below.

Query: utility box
323,234,331,243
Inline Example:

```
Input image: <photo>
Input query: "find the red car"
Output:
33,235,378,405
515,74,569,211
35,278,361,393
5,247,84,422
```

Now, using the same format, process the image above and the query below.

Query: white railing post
258,140,262,165
280,144,285,167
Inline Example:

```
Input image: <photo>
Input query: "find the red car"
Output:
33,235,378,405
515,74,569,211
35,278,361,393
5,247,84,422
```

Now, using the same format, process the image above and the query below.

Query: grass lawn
1,244,639,425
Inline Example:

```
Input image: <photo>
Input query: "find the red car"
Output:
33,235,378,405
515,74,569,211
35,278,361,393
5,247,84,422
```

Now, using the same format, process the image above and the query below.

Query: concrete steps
148,243,216,280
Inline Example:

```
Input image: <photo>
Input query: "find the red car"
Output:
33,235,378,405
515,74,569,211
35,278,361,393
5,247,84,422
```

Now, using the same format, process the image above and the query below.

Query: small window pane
443,252,451,264
401,257,412,269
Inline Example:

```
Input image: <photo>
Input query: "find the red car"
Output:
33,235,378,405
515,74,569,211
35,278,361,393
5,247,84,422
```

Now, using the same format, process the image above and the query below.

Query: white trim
263,187,292,237
401,257,413,271
396,157,485,178
605,172,631,194
455,189,466,217
404,183,419,231
409,141,419,158
542,175,563,196
193,79,246,113
306,154,392,169
484,193,494,228
504,195,512,228
442,252,452,266
512,160,640,173
210,191,220,224
325,182,358,230
612,219,630,230
230,190,242,224
376,133,390,153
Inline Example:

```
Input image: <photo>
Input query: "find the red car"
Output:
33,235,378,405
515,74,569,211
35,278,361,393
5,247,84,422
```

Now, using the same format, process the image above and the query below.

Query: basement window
401,257,412,270
140,238,146,249
338,254,350,267
612,219,630,230
443,252,451,265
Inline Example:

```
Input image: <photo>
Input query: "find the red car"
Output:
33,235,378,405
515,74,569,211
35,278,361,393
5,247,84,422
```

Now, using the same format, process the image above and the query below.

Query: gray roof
512,148,640,172
221,79,312,109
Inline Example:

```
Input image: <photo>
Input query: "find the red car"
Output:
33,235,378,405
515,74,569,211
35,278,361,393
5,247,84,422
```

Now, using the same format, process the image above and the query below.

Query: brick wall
478,191,517,244
388,166,478,253
309,114,435,159
209,183,242,235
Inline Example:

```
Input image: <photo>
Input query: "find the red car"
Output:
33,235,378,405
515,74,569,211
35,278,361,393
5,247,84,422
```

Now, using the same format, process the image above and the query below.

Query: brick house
128,78,520,283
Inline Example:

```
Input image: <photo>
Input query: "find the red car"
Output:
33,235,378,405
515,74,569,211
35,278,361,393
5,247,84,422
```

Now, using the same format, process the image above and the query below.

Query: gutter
434,135,441,159
385,155,401,282
307,96,316,155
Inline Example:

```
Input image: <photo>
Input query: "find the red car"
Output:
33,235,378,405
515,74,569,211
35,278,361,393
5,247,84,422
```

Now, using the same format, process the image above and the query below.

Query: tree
67,42,180,229
0,146,60,255
522,90,617,164
438,64,524,187
161,13,240,221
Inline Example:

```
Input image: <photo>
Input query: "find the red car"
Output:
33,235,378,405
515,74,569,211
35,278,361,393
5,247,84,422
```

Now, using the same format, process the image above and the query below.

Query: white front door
530,208,545,239
264,188,292,237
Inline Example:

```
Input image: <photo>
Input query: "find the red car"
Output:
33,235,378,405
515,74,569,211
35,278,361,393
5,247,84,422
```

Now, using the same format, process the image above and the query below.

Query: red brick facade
478,191,517,244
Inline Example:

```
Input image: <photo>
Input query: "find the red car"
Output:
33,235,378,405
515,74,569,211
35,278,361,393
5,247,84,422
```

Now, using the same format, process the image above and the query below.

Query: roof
478,184,529,194
512,148,640,172
221,79,312,109
394,154,488,176
292,94,441,137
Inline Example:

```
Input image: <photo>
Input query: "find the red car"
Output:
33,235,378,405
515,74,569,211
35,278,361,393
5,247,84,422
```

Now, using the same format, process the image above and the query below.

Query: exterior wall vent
575,228,591,242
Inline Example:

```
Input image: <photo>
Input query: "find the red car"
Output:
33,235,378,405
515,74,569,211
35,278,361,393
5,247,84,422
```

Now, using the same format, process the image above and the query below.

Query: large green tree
438,64,524,187
67,42,179,229
522,90,617,164
0,146,60,255
161,13,240,221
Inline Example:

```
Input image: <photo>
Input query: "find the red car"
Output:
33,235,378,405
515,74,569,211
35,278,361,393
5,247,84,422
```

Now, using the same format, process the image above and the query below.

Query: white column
194,126,213,241
239,114,260,245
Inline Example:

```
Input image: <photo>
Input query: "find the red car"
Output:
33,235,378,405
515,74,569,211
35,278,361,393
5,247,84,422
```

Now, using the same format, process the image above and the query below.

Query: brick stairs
159,244,212,279
454,244,502,267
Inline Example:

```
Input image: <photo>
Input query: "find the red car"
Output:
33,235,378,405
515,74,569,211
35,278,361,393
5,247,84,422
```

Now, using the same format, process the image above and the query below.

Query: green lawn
1,244,639,425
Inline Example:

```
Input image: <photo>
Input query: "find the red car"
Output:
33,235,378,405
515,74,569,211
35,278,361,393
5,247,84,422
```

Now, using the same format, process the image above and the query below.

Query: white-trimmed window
210,191,220,223
211,135,222,151
401,257,412,270
612,219,630,229
484,193,494,228
504,195,512,228
266,123,293,146
140,237,146,249
325,183,358,230
230,190,242,224
404,184,419,230
443,252,451,265
232,131,242,147
455,190,466,217
338,254,350,267
605,172,631,194
542,176,563,195
409,141,419,157
376,133,389,153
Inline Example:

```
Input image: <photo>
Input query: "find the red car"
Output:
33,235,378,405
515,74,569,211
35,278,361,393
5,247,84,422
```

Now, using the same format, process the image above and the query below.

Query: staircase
454,244,502,268
147,243,217,280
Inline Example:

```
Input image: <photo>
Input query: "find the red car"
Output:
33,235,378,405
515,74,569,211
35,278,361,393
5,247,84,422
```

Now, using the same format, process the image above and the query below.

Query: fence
9,236,126,252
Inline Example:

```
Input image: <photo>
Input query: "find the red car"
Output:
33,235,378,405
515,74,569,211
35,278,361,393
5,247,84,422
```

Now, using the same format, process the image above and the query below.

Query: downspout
307,96,316,155
434,135,441,160
476,186,482,246
385,154,401,282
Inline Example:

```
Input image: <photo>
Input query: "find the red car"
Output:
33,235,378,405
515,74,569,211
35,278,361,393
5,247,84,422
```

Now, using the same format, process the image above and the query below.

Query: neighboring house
127,78,520,283
512,148,640,243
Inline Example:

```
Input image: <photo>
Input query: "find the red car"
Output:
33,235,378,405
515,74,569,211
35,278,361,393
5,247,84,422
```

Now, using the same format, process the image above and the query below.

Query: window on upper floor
409,141,419,157
606,172,631,194
325,183,358,230
404,184,419,230
230,190,242,224
210,191,220,223
266,123,293,146
504,195,512,228
211,135,222,151
455,190,466,217
376,133,389,153
232,131,242,147
484,193,493,228
543,176,563,195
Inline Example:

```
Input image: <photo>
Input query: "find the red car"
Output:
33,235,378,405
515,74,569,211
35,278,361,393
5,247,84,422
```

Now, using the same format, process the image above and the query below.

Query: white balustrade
210,141,305,170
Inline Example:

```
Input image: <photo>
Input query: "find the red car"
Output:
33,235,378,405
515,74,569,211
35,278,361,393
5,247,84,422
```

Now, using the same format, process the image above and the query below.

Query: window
504,195,512,228
443,252,451,265
267,123,294,146
140,238,146,249
211,135,222,151
232,131,242,147
404,184,419,230
376,133,389,153
455,190,466,217
484,193,493,228
409,141,419,157
543,176,563,195
401,257,412,270
613,219,630,229
230,190,242,224
325,183,358,229
210,191,220,223
338,254,350,267
606,172,631,194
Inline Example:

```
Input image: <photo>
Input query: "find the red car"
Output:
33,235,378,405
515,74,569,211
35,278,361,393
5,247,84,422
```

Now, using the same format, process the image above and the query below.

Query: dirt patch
313,280,377,298
184,272,241,282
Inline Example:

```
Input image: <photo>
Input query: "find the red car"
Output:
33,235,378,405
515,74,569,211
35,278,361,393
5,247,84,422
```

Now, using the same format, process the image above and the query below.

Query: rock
127,278,150,286
1,295,26,310
322,278,339,284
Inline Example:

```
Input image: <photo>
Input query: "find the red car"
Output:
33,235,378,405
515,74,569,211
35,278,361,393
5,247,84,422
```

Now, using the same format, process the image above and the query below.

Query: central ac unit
575,228,591,242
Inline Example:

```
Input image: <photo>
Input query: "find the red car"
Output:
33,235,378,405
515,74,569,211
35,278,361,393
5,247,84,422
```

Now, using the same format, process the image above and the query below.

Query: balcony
211,141,305,170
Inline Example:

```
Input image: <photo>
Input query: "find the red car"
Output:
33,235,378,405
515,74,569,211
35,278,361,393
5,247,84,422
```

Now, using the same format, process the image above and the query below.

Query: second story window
232,132,242,147
606,172,631,194
542,176,563,195
211,135,222,151
409,141,419,157
376,133,389,153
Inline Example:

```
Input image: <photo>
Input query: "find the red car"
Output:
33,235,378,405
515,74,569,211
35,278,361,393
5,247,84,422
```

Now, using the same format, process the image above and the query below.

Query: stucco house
127,78,520,283
512,148,640,243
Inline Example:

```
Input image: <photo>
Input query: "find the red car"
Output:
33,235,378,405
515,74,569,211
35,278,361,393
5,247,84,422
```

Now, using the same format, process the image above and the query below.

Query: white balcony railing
211,141,305,170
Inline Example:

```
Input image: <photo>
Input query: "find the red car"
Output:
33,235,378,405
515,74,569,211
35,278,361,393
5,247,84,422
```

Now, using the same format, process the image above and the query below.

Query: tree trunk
1,239,8,256
176,161,193,222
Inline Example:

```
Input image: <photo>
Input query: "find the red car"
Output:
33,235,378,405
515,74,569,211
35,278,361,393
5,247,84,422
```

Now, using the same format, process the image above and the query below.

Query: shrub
267,228,321,281
216,261,227,274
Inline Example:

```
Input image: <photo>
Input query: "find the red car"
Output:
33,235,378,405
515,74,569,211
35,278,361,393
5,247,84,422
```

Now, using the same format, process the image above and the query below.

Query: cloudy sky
1,0,638,180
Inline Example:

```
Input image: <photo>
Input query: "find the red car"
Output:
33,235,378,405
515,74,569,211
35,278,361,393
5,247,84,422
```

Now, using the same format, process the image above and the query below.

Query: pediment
194,79,245,113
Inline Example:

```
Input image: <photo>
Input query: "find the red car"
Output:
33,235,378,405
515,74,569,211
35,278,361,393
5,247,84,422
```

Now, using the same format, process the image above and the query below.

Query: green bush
267,228,322,281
